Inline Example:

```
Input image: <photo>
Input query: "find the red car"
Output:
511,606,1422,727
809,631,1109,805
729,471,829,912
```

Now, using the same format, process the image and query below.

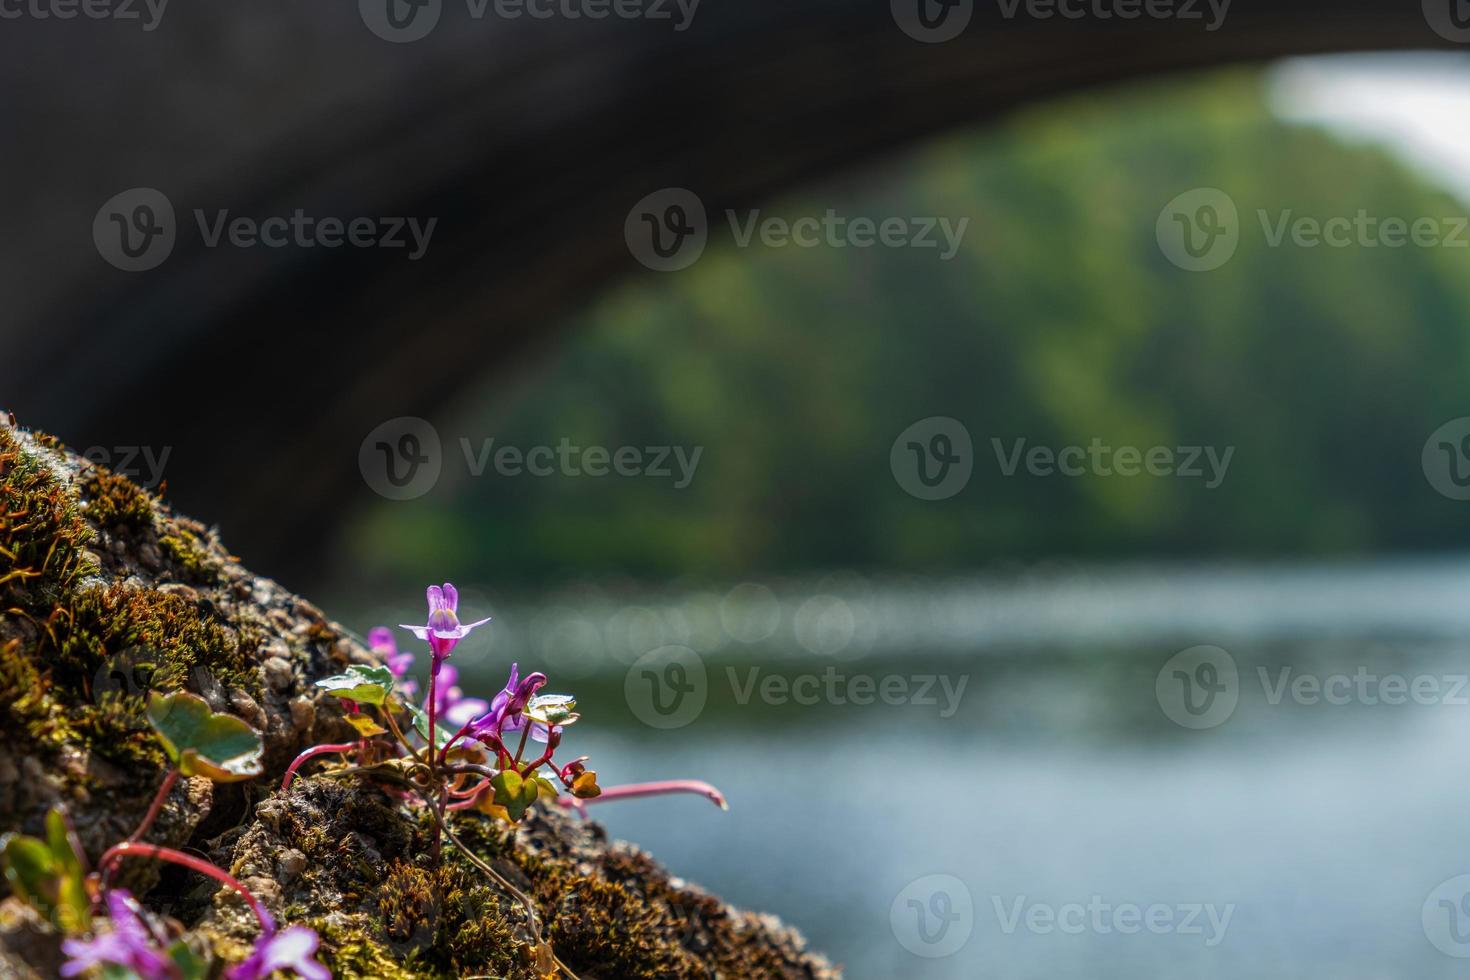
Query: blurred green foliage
351,69,1470,587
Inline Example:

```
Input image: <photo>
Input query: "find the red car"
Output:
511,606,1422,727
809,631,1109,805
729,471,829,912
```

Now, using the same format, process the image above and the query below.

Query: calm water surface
333,560,1470,978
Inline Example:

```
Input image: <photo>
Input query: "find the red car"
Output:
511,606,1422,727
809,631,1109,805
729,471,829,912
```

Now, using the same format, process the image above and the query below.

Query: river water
337,559,1470,978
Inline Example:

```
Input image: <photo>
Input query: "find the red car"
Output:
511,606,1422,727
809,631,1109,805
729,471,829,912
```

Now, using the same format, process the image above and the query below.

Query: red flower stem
559,780,729,811
437,720,477,767
126,769,179,845
449,778,488,799
99,843,275,935
280,743,359,792
426,662,441,775
519,744,556,776
448,782,490,810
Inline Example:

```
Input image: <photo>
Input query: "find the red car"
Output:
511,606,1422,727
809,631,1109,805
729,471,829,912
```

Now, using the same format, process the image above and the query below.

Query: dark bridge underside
0,1,1459,583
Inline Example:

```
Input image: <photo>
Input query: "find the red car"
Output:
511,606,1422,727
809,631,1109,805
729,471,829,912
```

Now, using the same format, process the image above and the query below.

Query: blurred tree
346,70,1470,586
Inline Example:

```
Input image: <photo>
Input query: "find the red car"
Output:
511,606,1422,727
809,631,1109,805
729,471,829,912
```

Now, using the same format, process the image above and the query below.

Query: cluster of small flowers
63,890,326,980
38,582,723,980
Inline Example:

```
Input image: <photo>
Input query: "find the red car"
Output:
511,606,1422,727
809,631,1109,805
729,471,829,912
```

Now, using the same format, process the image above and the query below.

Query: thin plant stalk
98,843,275,935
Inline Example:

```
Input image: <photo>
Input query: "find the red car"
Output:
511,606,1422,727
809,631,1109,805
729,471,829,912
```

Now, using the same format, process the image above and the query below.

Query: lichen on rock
0,416,839,979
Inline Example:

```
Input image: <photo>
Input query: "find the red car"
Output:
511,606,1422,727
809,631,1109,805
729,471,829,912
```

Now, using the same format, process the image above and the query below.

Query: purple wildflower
434,664,490,729
472,663,561,744
370,626,418,697
399,583,491,666
60,890,172,979
225,926,330,980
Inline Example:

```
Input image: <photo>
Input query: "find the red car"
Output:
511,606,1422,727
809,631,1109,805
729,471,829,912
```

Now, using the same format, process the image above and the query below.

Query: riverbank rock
0,416,838,979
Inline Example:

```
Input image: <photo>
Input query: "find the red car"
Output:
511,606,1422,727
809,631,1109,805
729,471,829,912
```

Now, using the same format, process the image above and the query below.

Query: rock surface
0,416,838,979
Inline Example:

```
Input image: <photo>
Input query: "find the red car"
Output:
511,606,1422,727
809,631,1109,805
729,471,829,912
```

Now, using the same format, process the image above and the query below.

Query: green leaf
167,940,211,980
314,665,395,706
2,813,91,934
525,694,579,727
146,692,263,783
491,770,539,822
345,713,387,737
403,699,454,750
2,835,56,905
44,810,90,933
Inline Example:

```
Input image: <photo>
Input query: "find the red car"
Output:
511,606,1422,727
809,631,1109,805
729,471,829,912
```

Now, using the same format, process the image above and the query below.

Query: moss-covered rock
0,416,838,979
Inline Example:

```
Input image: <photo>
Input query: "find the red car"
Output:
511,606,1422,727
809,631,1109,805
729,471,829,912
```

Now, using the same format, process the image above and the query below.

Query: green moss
77,466,155,532
0,426,245,799
0,425,95,613
56,584,259,698
0,638,71,749
314,915,423,980
0,422,828,979
547,875,702,979
159,529,223,585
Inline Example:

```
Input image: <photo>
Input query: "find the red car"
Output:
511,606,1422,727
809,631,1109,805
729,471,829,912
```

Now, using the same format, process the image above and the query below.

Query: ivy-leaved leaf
314,665,395,706
146,692,263,783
